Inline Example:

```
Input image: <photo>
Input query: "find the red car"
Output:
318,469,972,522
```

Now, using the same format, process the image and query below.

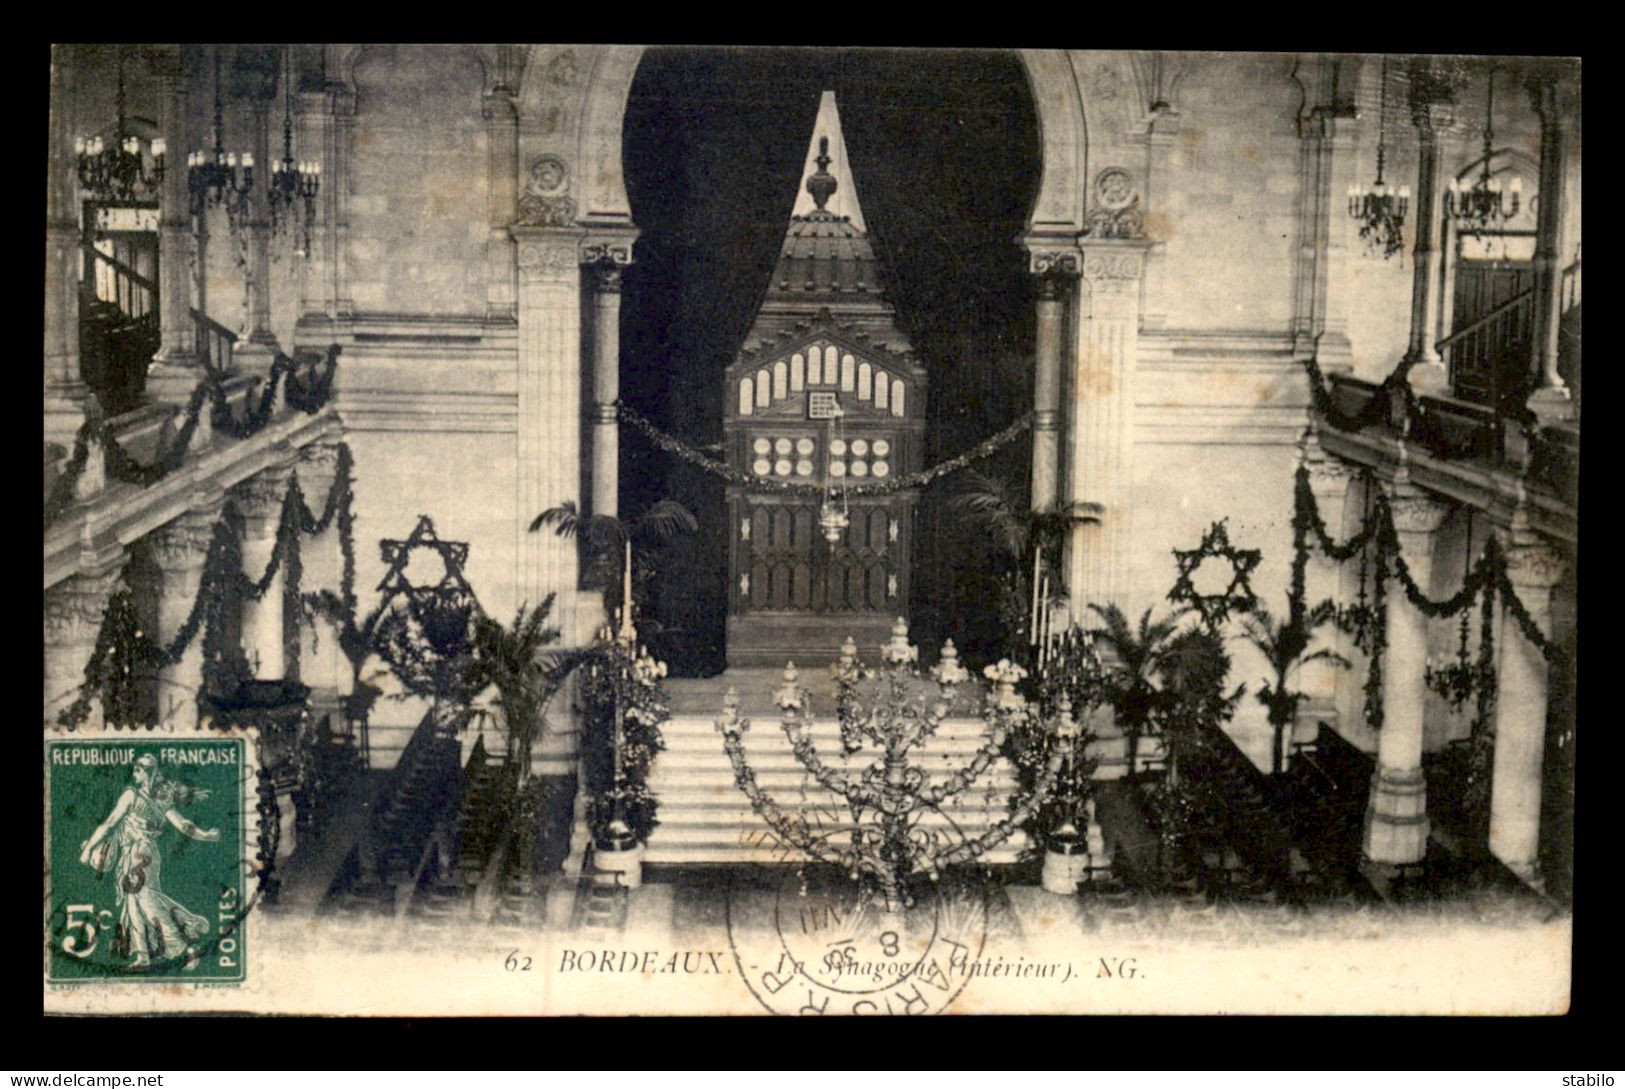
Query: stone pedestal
1362,484,1447,866
1488,532,1565,883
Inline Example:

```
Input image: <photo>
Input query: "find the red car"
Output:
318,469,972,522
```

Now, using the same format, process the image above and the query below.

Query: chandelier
75,46,165,203
1348,55,1409,260
1446,61,1522,235
187,46,253,231
818,402,850,544
267,45,320,255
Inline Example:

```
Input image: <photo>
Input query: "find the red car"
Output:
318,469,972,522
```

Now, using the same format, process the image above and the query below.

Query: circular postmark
725,818,989,1015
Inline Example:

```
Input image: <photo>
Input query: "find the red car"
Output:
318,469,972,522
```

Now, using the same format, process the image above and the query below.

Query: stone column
483,80,518,324
329,71,356,324
1298,428,1352,743
1362,482,1448,867
151,501,224,729
1524,71,1578,426
586,257,628,519
1401,68,1454,394
147,48,205,404
512,227,587,642
236,466,292,680
1488,528,1565,883
45,45,88,448
1065,242,1148,612
1031,268,1069,514
238,83,278,370
44,562,126,728
294,439,345,698
1290,59,1358,369
294,83,333,335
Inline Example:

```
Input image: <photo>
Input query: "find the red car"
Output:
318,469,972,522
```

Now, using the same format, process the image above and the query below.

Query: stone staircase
646,671,1027,865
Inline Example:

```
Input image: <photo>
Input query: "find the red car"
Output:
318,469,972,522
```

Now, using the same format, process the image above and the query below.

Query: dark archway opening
621,47,1041,675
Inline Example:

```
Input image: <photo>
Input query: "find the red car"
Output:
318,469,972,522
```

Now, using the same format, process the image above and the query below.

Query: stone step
642,836,1027,865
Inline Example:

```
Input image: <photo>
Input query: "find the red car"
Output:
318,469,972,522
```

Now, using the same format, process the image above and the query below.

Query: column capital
151,503,224,574
232,465,294,528
1384,484,1449,538
510,225,587,282
1498,530,1567,593
44,565,126,647
1022,237,1082,279
1300,430,1353,498
1078,240,1149,295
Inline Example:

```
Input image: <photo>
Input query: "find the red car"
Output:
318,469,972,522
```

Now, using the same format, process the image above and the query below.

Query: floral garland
616,401,1033,496
579,640,670,845
57,443,358,730
44,344,340,530
1288,444,1570,738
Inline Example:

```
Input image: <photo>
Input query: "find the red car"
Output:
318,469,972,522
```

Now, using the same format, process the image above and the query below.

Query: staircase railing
80,241,157,325
1561,257,1581,313
1435,286,1535,411
191,308,238,374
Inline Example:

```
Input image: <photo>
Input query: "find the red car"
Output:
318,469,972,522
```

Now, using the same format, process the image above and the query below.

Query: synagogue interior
44,46,1580,954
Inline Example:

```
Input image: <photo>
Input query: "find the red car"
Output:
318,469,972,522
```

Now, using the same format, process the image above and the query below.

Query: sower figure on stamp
79,754,221,970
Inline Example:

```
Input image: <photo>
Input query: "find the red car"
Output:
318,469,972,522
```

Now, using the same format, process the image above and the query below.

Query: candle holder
717,619,1063,913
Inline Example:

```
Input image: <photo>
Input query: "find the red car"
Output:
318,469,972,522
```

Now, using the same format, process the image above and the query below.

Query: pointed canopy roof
747,91,911,356
790,91,867,231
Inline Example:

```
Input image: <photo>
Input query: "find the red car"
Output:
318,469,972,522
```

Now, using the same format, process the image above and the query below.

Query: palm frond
635,499,699,541
530,501,582,537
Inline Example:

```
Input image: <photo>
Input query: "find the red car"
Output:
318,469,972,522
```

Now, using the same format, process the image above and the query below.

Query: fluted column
1488,529,1565,883
148,47,200,393
236,467,292,680
512,227,587,641
45,45,88,447
152,502,224,729
1065,242,1147,612
1401,67,1454,393
1031,269,1069,515
1524,71,1578,426
1299,429,1352,742
1362,483,1448,867
44,563,126,728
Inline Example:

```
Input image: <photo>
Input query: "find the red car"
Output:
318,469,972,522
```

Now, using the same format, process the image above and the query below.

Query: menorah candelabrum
715,618,1065,913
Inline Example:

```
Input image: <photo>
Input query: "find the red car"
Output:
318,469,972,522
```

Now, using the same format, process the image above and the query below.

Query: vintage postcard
44,45,1576,1015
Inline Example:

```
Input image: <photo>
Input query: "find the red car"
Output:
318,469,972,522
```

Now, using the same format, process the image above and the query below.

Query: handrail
1436,286,1535,353
80,241,158,294
190,308,238,372
1561,258,1581,312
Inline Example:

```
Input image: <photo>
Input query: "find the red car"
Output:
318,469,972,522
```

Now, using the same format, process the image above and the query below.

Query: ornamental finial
807,134,837,212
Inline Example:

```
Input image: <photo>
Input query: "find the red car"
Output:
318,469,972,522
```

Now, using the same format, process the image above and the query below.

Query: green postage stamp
44,729,257,986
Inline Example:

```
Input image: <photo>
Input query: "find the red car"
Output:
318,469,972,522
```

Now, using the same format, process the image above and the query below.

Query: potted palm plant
1085,602,1186,779
1239,601,1349,775
949,471,1100,663
531,497,698,634
464,594,587,883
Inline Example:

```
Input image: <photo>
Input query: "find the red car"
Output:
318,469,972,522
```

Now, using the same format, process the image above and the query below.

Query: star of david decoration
377,514,475,599
373,516,481,698
1167,519,1262,629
